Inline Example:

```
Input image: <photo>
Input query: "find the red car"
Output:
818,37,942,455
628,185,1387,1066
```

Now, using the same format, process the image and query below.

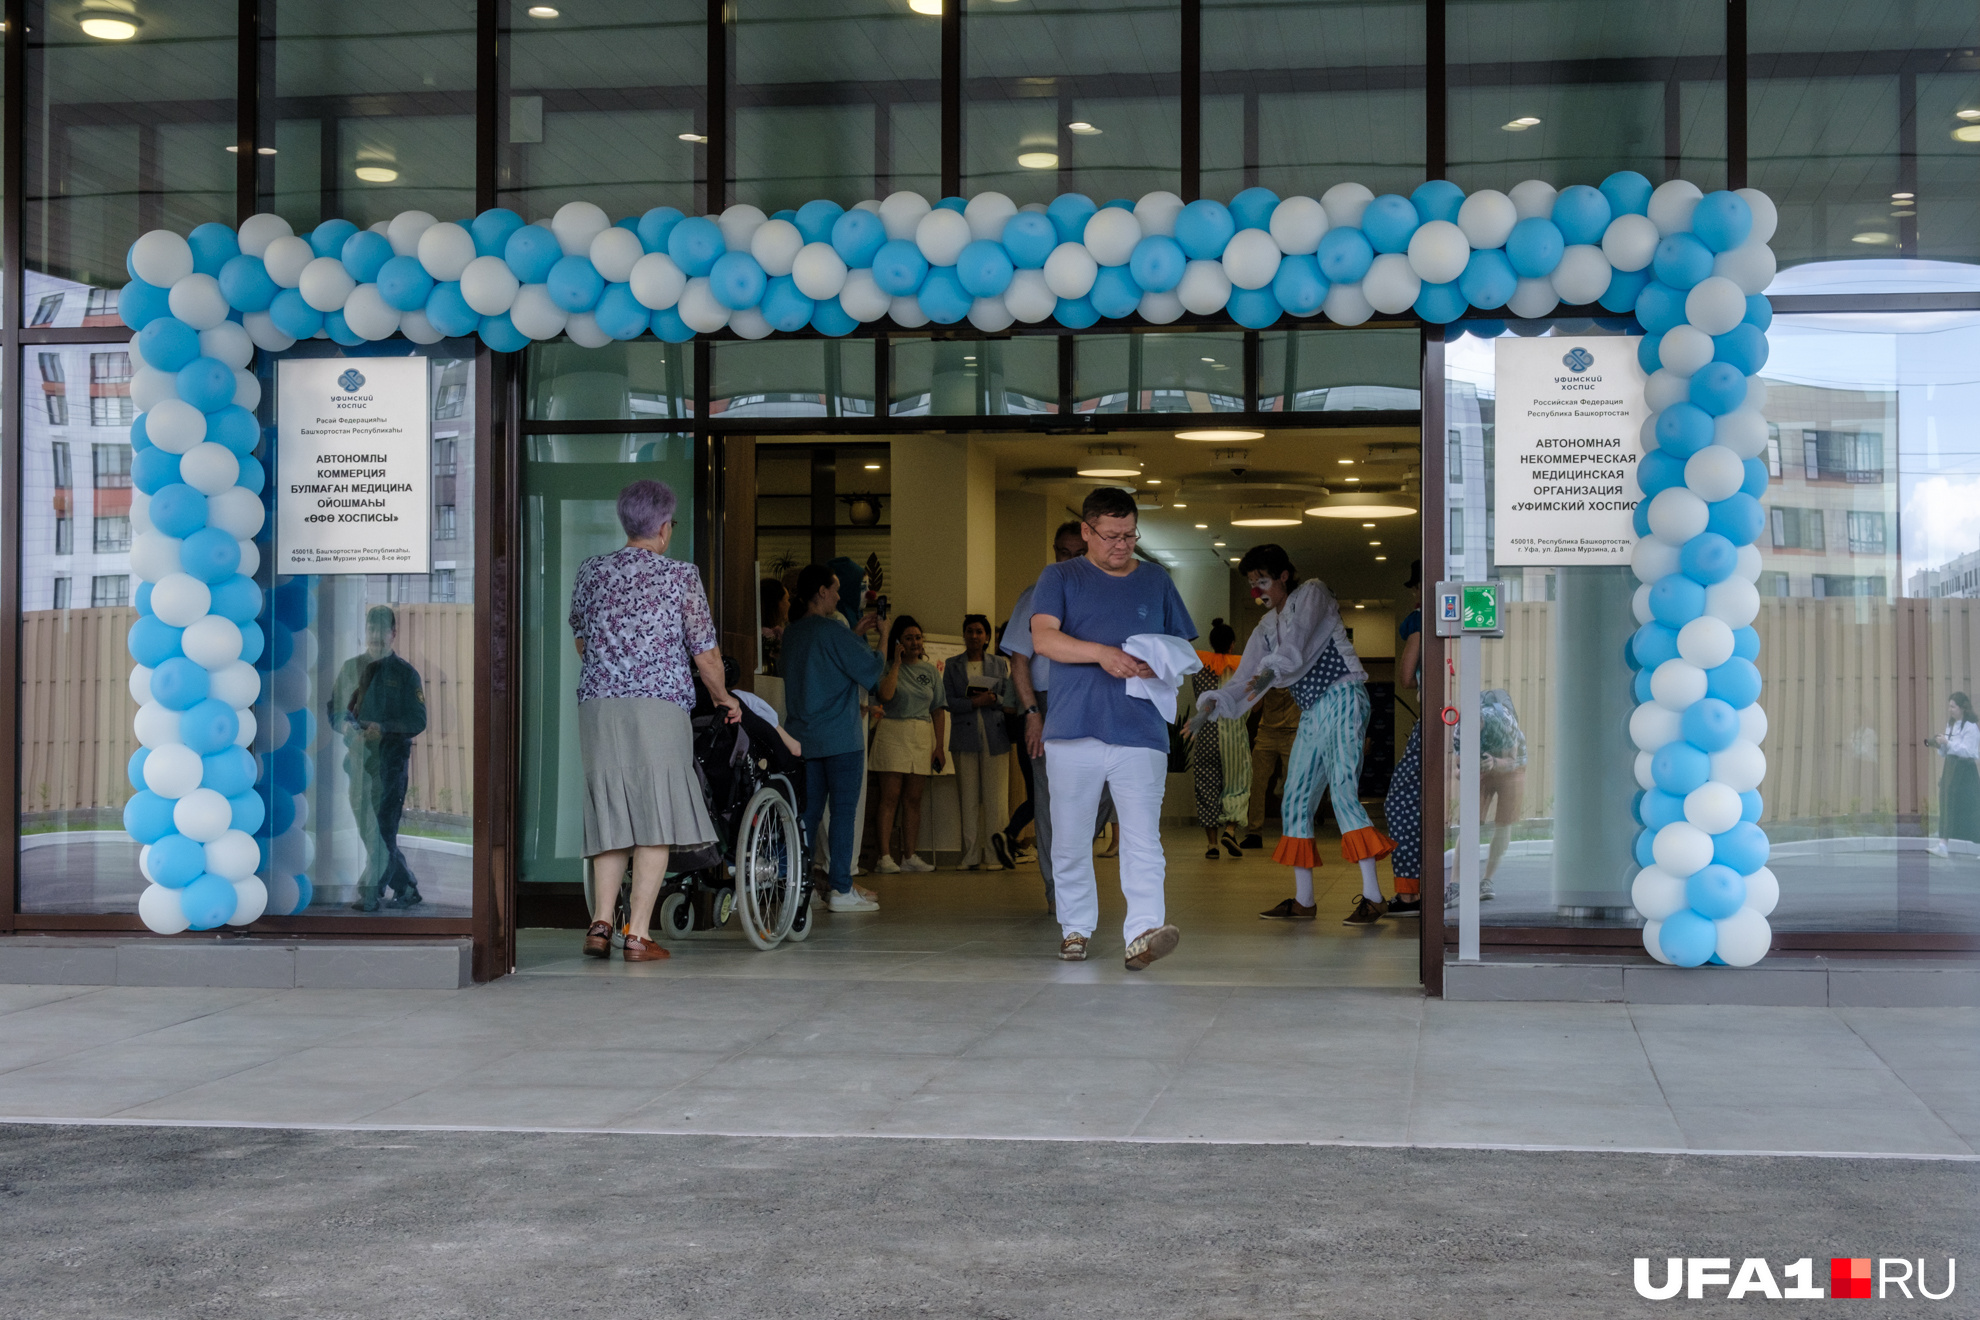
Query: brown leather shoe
622,933,671,962
583,921,613,959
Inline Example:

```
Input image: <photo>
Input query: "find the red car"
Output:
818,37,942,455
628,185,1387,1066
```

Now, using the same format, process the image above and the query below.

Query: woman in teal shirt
871,615,945,874
781,564,884,910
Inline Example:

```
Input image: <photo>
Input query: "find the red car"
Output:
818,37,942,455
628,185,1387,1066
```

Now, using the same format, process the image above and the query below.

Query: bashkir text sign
276,357,431,574
1493,336,1647,565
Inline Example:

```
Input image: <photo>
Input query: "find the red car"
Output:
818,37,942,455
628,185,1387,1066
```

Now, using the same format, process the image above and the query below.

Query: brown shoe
1124,924,1180,970
1343,896,1388,926
1059,934,1089,962
622,933,671,962
1259,899,1317,921
582,920,613,959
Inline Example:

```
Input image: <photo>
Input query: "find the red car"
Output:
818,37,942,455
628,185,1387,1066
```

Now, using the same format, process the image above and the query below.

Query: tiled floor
0,833,1973,1157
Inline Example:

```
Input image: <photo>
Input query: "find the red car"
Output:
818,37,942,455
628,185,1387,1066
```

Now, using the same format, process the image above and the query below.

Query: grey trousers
1031,691,1055,901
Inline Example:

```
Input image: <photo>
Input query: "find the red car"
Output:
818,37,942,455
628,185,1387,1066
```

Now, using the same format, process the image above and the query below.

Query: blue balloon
179,873,238,930
1599,170,1654,218
308,219,358,260
1707,492,1765,546
265,783,296,838
1047,193,1098,244
958,239,1016,297
793,199,844,245
870,240,929,297
917,265,971,324
1713,323,1768,376
425,281,479,337
1054,295,1100,328
1681,530,1738,585
340,230,393,284
118,277,172,331
187,222,241,276
1633,667,1655,703
615,215,641,232
758,275,815,333
1633,827,1659,869
1000,212,1057,270
593,282,651,339
128,746,150,791
1089,265,1142,319
1639,788,1686,830
284,709,315,753
1361,194,1420,254
228,789,266,836
1707,656,1762,708
934,195,967,213
268,287,325,340
235,453,266,494
132,448,184,497
1650,575,1706,628
1551,185,1613,246
1682,697,1740,753
1126,235,1184,294
1458,249,1517,309
1740,458,1769,500
1636,332,1664,375
1637,447,1685,498
150,483,209,538
1598,266,1650,314
1411,179,1465,225
206,576,260,627
829,208,887,268
150,655,212,711
376,255,435,312
149,833,209,888
547,254,607,312
323,310,364,346
1632,500,1654,537
1505,217,1564,277
180,697,241,756
177,357,236,412
666,217,726,282
1467,318,1506,339
129,615,185,667
1690,191,1754,253
1227,285,1282,329
1413,279,1467,324
1653,740,1712,796
271,746,310,795
136,581,155,616
1272,254,1328,316
811,297,857,337
634,206,683,255
124,790,179,844
1229,186,1281,231
1633,622,1680,669
271,577,312,630
478,312,530,352
650,306,694,343
137,317,201,373
1713,821,1770,874
471,208,526,258
1634,281,1688,335
1175,199,1237,260
1655,403,1715,458
180,527,242,583
1652,232,1714,290
1689,361,1748,415
202,746,257,798
1740,790,1764,823
207,405,258,455
1658,909,1717,966
1742,294,1772,331
1316,227,1375,284
504,225,563,283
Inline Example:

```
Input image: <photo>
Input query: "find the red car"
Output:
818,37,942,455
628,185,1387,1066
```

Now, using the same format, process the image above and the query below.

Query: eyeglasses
1084,522,1140,547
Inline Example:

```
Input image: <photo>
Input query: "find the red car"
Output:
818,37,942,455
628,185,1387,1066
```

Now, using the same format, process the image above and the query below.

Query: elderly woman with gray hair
569,479,739,962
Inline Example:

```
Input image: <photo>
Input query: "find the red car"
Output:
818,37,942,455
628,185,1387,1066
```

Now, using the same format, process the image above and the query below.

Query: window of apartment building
50,440,71,490
1769,506,1824,551
89,351,132,385
92,444,131,488
52,577,71,610
45,393,68,426
1446,428,1463,482
432,568,457,603
90,575,130,608
30,292,64,326
1845,510,1886,555
85,289,119,320
90,395,135,427
38,352,64,385
1798,427,1885,484
92,515,132,553
434,504,457,541
1813,574,1885,598
1757,570,1791,597
434,383,466,419
1765,424,1782,478
89,352,135,427
433,437,458,477
54,516,73,556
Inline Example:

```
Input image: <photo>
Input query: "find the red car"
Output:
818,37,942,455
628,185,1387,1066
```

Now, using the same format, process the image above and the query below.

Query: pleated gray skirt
578,697,717,857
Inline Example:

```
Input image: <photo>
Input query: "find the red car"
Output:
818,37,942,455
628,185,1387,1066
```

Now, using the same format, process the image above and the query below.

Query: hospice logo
1561,346,1594,373
337,368,366,392
1633,1257,1956,1300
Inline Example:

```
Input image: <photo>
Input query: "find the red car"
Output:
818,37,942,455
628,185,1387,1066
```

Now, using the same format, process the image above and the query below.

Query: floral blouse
569,546,717,709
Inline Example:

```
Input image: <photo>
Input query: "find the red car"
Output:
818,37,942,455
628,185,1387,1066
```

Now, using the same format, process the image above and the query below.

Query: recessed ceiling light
527,4,559,15
1502,117,1541,132
1018,151,1060,170
1957,108,1980,121
1362,522,1376,528
863,463,881,470
1892,209,1916,217
354,166,399,183
909,0,942,12
1171,502,1186,508
1344,476,1360,482
1067,121,1102,135
1891,191,1915,200
1368,541,1382,546
1144,478,1161,484
224,145,280,155
1200,356,1216,363
1354,604,1366,610
1374,555,1388,561
1176,428,1264,442
1852,230,1894,244
679,132,708,144
1953,125,1980,143
1194,523,1208,529
77,9,140,39
1212,541,1226,547
1338,458,1354,465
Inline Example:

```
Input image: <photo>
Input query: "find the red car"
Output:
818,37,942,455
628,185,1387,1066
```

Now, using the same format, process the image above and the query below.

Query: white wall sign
276,357,431,574
1493,335,1647,565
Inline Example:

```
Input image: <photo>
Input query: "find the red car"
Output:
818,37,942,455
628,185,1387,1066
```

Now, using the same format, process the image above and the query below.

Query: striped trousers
1270,680,1396,869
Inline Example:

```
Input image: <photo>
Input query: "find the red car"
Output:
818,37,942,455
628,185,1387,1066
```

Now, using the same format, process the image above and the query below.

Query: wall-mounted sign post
1437,578,1504,963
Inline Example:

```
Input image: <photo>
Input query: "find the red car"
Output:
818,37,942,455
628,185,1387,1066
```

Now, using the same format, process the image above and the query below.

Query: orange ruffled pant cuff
1271,827,1397,870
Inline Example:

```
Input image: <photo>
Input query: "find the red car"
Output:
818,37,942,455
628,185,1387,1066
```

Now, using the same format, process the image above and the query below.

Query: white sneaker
901,855,934,873
874,856,901,874
827,889,879,913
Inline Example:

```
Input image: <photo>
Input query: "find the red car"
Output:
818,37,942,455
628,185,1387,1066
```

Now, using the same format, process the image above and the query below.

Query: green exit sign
1462,583,1499,632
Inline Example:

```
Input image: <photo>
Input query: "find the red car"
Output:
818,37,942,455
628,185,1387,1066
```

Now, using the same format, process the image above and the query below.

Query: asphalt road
0,1124,1971,1318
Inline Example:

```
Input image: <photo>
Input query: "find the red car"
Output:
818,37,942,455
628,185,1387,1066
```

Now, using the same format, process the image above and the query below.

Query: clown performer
1190,544,1396,926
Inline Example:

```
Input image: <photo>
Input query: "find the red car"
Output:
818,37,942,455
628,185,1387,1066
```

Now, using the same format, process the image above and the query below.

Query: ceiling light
1212,540,1226,547
1344,476,1360,482
1231,507,1303,527
1338,458,1354,465
1501,117,1541,132
354,166,399,183
1176,428,1264,442
1306,493,1417,519
1200,356,1216,363
527,4,559,15
1354,604,1366,610
1229,557,1241,563
77,8,140,39
1953,125,1980,143
909,0,942,13
1891,191,1915,200
1368,541,1382,546
1891,209,1916,217
863,463,881,470
1144,478,1161,484
1957,109,1980,121
1018,152,1060,170
1170,502,1186,508
224,145,279,155
1067,121,1102,135
1851,230,1894,244
1077,445,1140,479
1374,555,1388,561
679,132,708,144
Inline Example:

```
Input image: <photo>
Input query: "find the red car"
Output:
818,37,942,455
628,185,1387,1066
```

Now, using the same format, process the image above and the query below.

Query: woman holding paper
944,614,1019,870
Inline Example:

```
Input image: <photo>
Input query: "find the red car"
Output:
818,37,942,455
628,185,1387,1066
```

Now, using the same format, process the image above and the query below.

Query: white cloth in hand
1122,633,1202,723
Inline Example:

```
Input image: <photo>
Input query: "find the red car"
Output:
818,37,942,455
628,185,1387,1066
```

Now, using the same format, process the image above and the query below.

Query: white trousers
954,746,1010,868
1044,738,1168,943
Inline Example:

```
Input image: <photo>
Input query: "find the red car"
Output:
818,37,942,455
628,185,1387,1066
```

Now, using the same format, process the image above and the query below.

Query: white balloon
206,487,266,540
628,252,686,310
1651,659,1707,710
152,573,213,628
460,254,521,315
1659,324,1714,375
1714,908,1772,967
131,366,177,412
129,665,154,706
342,284,401,340
272,659,309,710
226,876,269,926
1269,196,1329,256
417,221,477,281
138,883,192,935
135,700,182,748
143,743,205,798
1714,408,1769,459
233,705,256,750
1630,701,1683,752
508,283,568,340
130,531,183,584
748,220,803,278
1739,703,1769,746
289,793,310,829
1676,616,1735,669
130,489,152,535
553,200,613,256
1711,740,1767,792
1600,213,1660,272
182,615,244,669
168,274,230,330
1685,781,1744,834
1705,576,1760,628
272,824,314,876
966,190,1019,241
174,787,233,844
212,661,261,712
179,443,240,497
1685,444,1745,502
232,369,261,412
1684,276,1747,335
1130,190,1183,238
1652,820,1714,876
1361,252,1420,313
383,210,437,258
1550,244,1613,305
1136,290,1183,325
582,227,641,285
1319,182,1374,231
1643,372,1687,415
1506,277,1559,320
1735,543,1763,582
1508,179,1558,220
1222,228,1283,291
716,203,767,253
131,230,195,287
1004,268,1056,323
1043,242,1099,299
878,191,931,242
1176,259,1232,315
199,322,255,371
1322,280,1373,327
1082,207,1141,267
242,312,296,353
676,277,731,333
298,257,356,313
234,537,259,580
839,268,893,322
1714,241,1776,296
1741,865,1779,916
1648,487,1709,544
1632,583,1654,625
968,296,1016,332
914,208,972,267
1631,866,1689,921
1403,219,1467,285
1742,375,1768,412
1456,190,1517,249
1634,748,1657,790
262,235,315,288
265,874,301,918
400,309,446,345
236,213,293,259
888,295,930,328
565,310,612,348
791,242,848,300
1647,179,1703,235
1642,919,1675,965
1630,536,1681,584
1735,188,1779,246
727,306,772,340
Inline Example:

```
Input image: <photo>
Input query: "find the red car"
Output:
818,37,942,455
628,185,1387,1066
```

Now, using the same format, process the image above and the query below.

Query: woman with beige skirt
870,615,945,873
568,479,739,962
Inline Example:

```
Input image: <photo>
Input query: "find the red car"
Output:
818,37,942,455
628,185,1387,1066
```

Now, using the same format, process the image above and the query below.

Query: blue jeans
804,749,865,894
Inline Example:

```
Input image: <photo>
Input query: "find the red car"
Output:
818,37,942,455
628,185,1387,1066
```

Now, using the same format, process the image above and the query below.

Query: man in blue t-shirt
1030,487,1196,969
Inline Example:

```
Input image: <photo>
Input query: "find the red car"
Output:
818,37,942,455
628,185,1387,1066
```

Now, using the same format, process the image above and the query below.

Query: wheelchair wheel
734,784,803,950
657,890,695,940
786,883,815,941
